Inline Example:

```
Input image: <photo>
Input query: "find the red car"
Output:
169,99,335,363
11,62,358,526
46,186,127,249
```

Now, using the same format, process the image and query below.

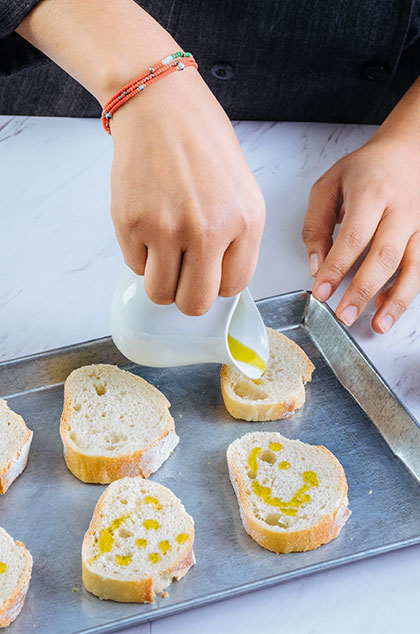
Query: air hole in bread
105,433,127,445
119,528,133,538
264,513,282,526
94,382,106,396
260,450,276,465
120,499,128,505
73,404,81,412
264,513,288,529
233,381,268,401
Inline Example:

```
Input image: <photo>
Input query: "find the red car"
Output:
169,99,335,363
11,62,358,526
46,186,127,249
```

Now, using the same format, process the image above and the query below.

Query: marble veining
0,115,419,634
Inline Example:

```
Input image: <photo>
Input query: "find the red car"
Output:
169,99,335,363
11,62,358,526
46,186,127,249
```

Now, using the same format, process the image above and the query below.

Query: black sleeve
0,1,50,77
0,0,42,38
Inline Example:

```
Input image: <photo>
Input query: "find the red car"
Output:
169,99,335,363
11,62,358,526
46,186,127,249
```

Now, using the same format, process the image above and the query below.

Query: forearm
16,0,178,106
369,75,420,149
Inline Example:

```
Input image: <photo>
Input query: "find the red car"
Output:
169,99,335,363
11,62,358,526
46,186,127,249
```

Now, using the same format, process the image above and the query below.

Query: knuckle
144,286,174,305
128,263,145,276
239,210,261,236
119,206,142,234
184,215,208,244
301,224,319,244
343,224,367,251
326,259,347,280
368,180,388,203
377,243,400,271
219,283,245,298
156,217,179,242
123,256,145,277
354,281,374,304
177,298,211,317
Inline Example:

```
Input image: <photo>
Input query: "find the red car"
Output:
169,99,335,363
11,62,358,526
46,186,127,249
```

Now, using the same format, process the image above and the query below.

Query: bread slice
227,432,350,553
60,364,179,483
0,400,33,495
221,328,315,421
0,527,33,627
82,477,195,602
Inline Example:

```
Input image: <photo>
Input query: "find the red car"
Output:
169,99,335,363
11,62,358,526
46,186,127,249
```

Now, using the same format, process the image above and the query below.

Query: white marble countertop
1,115,419,634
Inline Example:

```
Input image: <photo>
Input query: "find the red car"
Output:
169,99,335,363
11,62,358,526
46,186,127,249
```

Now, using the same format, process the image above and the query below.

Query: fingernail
309,253,320,277
315,282,332,301
378,314,393,333
340,305,358,326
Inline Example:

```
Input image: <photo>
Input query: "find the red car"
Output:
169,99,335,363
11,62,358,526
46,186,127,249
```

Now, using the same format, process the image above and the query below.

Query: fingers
220,230,263,297
375,288,390,308
371,231,420,333
143,246,182,305
302,172,341,277
335,214,409,325
121,242,148,276
175,245,223,316
312,189,385,302
175,200,264,314
111,202,148,276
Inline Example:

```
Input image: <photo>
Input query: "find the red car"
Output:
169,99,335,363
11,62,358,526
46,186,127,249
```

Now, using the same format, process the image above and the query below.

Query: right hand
109,68,265,316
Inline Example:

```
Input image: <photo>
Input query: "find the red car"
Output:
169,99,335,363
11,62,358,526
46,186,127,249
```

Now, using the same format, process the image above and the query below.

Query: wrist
93,34,180,107
365,127,419,160
108,66,205,139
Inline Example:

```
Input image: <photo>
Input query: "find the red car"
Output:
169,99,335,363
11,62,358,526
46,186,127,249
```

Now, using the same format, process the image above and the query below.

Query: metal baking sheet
1,291,420,634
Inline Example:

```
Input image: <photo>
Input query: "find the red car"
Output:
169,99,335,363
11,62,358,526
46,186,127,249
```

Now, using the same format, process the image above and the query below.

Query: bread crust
0,401,33,495
227,444,350,553
221,367,305,421
60,367,179,483
61,426,179,483
221,329,315,422
0,540,32,627
82,482,195,602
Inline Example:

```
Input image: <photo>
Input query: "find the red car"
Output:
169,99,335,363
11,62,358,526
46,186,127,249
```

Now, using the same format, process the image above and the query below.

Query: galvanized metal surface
1,292,419,634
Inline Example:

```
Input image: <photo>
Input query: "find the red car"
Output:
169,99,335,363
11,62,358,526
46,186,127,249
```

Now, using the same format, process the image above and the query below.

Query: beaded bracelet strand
101,51,198,134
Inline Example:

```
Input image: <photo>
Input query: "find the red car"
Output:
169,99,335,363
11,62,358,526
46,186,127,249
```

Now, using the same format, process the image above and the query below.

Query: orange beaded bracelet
101,51,198,134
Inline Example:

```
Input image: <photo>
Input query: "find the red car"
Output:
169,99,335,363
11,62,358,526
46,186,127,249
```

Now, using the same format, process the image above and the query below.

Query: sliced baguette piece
227,431,350,553
0,400,33,495
60,364,179,483
0,527,33,628
82,477,195,603
221,327,315,421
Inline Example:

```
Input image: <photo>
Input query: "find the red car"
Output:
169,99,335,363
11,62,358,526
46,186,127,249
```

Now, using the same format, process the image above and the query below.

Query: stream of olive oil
227,335,266,372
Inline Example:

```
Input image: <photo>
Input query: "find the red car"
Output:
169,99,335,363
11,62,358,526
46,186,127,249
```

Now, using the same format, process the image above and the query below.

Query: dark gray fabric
0,0,419,124
0,0,40,38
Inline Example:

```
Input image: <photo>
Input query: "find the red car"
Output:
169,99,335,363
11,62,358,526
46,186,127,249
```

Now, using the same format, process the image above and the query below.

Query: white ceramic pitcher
111,268,269,379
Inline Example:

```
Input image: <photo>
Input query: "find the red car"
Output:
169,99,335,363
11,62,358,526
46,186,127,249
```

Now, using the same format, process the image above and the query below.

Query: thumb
302,171,341,277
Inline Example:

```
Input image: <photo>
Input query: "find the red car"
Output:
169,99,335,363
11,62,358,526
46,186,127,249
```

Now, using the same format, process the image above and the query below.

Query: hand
16,0,265,316
110,69,265,315
302,138,420,333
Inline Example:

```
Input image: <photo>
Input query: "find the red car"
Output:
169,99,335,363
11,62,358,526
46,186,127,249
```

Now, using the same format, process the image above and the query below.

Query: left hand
302,137,420,333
